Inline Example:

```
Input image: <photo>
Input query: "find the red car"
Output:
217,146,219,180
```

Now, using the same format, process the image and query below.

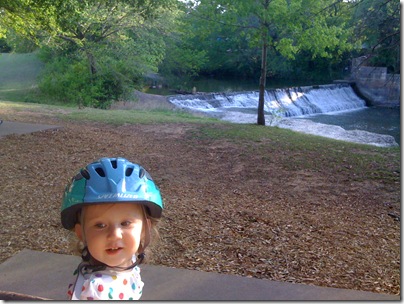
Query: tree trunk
86,51,97,77
257,42,267,126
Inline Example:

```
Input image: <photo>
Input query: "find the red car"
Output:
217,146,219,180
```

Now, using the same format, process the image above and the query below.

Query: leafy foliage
0,0,399,107
1,0,176,107
181,0,360,124
350,0,400,73
152,3,208,84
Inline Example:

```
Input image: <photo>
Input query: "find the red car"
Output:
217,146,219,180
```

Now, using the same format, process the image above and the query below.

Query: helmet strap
81,246,91,262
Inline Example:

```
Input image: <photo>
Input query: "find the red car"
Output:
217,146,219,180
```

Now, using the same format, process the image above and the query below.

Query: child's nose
107,225,123,239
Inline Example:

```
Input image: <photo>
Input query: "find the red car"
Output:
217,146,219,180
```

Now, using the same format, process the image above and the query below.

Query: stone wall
350,57,400,107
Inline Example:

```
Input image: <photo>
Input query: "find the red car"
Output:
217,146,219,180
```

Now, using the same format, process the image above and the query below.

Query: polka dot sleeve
79,268,144,300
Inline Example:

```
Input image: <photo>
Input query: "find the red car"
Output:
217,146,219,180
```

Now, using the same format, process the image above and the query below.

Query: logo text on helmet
97,193,139,199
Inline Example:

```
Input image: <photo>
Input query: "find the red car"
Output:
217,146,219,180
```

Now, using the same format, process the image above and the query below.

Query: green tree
189,0,358,125
1,0,176,107
0,0,55,41
158,2,208,85
350,0,400,73
181,3,262,78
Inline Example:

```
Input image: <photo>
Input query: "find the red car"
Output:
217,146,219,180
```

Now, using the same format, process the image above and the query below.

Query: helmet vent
95,167,106,177
145,170,153,180
125,167,134,177
111,160,118,169
80,169,90,180
139,168,146,179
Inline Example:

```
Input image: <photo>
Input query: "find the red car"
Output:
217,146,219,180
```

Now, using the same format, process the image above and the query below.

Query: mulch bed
0,110,400,296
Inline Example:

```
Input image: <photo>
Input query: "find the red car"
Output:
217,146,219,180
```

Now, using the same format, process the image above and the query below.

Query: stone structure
350,56,400,107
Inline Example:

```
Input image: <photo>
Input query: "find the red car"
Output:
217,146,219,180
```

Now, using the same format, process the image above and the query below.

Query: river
296,107,400,145
166,82,400,147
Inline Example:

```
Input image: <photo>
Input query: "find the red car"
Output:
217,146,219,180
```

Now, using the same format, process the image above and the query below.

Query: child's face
76,203,145,268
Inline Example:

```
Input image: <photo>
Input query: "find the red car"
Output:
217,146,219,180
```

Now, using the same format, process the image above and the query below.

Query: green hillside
0,53,44,101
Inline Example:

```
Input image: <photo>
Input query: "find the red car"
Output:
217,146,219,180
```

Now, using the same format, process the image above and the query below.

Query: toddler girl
61,157,163,300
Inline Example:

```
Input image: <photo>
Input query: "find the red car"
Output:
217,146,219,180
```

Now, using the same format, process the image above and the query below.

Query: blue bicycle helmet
61,157,163,230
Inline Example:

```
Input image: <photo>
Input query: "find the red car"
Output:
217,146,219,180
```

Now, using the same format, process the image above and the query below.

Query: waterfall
168,83,366,117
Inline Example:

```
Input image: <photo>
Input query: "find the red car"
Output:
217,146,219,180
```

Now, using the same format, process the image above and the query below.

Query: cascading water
168,83,366,117
167,82,398,147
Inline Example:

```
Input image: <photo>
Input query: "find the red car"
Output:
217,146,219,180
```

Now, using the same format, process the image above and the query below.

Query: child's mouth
106,247,123,254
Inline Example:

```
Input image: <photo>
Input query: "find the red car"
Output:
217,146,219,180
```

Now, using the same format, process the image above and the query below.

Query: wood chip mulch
0,110,400,296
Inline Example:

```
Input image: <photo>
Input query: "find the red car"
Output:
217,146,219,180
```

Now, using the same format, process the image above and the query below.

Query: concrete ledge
0,121,61,138
0,291,49,301
0,250,400,301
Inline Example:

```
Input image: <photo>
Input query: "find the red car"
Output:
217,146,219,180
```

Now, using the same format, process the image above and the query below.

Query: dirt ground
0,93,400,296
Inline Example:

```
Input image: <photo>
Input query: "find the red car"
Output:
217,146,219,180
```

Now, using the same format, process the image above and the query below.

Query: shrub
37,52,125,108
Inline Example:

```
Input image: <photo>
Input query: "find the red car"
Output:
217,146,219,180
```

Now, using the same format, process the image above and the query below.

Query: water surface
299,107,400,145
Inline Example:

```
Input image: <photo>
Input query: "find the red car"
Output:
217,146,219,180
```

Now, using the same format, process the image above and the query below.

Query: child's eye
95,223,106,228
121,221,132,227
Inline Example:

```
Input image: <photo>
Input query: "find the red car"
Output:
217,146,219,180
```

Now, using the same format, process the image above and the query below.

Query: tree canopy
1,0,178,107
0,0,399,113
182,0,359,124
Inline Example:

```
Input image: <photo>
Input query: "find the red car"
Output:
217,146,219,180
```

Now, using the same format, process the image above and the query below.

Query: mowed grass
0,52,219,123
1,98,399,187
0,52,400,183
0,53,44,88
0,52,44,101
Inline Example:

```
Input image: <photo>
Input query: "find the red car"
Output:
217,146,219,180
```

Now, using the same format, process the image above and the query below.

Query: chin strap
71,251,147,300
